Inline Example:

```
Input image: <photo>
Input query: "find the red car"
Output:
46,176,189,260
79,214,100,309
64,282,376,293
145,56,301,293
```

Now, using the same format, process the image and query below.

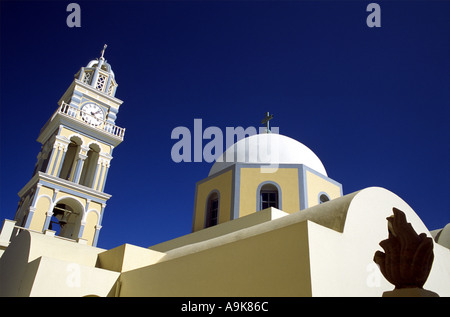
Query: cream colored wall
82,211,98,246
193,169,233,232
308,187,450,296
2,187,450,297
305,170,341,208
0,231,111,296
120,220,312,297
28,256,119,297
150,208,288,252
127,187,450,297
97,244,165,273
29,186,53,232
239,167,299,217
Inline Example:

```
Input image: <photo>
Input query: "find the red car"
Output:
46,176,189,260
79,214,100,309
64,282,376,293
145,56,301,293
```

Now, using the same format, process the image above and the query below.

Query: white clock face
81,103,105,126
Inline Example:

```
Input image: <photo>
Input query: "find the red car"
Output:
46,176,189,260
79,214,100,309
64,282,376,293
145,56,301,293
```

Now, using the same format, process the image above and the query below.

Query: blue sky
0,1,449,250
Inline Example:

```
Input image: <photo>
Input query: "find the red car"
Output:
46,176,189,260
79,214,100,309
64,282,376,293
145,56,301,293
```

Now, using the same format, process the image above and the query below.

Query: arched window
259,183,279,210
79,144,100,187
59,137,82,181
34,141,53,176
319,193,330,204
39,150,51,174
205,192,219,228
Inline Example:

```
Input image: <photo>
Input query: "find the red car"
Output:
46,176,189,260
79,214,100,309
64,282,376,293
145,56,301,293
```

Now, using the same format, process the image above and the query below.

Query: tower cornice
18,171,111,203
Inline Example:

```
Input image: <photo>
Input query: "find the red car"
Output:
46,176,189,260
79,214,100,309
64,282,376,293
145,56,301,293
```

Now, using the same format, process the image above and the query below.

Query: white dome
209,133,327,176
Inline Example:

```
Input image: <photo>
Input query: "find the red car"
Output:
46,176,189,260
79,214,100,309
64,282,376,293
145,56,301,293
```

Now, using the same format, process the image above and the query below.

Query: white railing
57,102,125,139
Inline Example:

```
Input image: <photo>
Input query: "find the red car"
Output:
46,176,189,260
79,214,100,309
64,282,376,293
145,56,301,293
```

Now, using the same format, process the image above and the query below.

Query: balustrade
56,102,125,139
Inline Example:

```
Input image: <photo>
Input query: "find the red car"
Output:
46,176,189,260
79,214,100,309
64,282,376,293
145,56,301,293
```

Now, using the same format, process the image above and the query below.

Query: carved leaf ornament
373,208,434,289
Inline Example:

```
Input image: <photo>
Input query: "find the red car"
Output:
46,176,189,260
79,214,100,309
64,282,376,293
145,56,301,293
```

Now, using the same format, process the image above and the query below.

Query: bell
59,211,70,227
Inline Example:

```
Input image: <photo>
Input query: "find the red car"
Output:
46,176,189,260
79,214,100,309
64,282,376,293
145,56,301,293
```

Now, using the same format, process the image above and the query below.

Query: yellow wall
82,211,99,246
193,170,233,232
192,165,342,232
119,220,312,296
305,170,341,208
29,186,53,231
239,167,300,217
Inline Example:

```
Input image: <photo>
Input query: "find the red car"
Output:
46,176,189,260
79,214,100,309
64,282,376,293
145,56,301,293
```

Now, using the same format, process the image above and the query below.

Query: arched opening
59,136,82,181
259,183,279,210
205,191,219,228
79,143,100,187
39,150,51,174
34,141,53,176
49,198,83,240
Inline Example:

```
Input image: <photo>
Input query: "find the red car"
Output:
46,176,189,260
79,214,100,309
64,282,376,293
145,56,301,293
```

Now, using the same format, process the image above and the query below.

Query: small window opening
319,193,330,204
205,192,219,228
260,184,279,210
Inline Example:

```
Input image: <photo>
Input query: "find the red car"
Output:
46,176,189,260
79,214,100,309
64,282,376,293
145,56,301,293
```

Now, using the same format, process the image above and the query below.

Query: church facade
0,50,449,297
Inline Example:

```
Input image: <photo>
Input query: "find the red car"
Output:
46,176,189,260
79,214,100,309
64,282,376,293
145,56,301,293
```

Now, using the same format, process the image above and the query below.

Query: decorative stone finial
374,207,435,290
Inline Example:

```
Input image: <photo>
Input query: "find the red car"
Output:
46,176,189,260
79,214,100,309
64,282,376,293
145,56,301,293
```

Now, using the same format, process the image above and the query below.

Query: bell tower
13,45,125,246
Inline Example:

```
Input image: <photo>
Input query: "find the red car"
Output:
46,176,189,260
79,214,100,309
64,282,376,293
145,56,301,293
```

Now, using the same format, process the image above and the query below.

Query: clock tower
13,46,125,246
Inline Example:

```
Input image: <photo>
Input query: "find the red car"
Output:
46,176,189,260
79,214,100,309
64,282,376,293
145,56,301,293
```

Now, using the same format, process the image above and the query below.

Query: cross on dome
261,112,274,133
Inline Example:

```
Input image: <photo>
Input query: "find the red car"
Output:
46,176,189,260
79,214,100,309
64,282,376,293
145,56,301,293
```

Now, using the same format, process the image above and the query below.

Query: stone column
72,145,89,183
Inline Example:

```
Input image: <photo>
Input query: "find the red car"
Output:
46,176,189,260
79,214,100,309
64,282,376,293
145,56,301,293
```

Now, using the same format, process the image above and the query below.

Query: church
0,48,449,297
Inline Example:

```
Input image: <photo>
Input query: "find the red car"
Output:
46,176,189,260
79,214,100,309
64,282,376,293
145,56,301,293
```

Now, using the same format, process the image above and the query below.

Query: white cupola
75,44,118,97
